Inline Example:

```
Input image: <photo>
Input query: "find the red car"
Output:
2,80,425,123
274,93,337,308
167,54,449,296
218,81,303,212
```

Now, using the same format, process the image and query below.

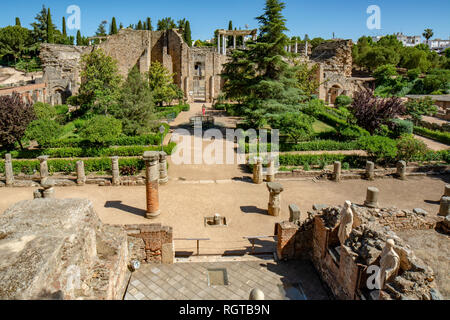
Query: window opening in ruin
207,268,229,286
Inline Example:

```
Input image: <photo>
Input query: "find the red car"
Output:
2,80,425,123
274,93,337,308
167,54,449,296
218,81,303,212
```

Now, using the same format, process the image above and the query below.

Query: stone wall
277,204,443,300
123,224,174,263
0,199,130,300
311,40,353,77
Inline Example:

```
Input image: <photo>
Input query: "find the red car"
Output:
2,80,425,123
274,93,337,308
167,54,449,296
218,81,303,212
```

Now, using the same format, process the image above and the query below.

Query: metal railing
243,236,277,255
174,238,211,256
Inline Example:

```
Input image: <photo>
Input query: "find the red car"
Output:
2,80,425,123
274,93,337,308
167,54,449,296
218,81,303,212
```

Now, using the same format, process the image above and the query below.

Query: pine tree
110,17,118,35
76,30,82,46
62,17,67,37
183,21,192,47
15,17,21,26
146,17,152,31
96,21,107,36
47,8,54,43
221,0,302,128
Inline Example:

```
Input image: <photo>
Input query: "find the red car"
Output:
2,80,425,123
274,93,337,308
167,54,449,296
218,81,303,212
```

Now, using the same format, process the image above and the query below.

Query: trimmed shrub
414,126,450,145
334,95,352,108
390,119,413,138
396,135,429,162
79,116,123,146
357,135,398,164
279,154,367,168
34,102,56,120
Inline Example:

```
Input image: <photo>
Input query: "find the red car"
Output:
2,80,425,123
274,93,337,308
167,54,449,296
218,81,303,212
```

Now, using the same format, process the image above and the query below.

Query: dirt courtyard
0,175,447,255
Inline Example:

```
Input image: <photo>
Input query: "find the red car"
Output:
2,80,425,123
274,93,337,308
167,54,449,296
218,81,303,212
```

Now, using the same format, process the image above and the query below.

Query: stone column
5,153,14,187
252,157,263,184
233,35,236,49
223,35,226,55
38,155,49,179
444,185,450,197
111,156,120,186
333,161,342,182
295,41,298,53
289,204,301,223
439,196,450,217
266,157,276,182
267,182,284,217
366,161,375,181
364,187,379,208
217,34,221,54
76,161,86,186
143,151,161,219
396,161,407,180
159,151,169,185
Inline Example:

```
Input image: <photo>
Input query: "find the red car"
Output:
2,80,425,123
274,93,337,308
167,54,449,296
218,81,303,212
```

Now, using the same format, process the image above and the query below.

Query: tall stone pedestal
333,161,342,182
266,157,275,182
366,161,375,181
159,152,169,185
111,156,120,186
253,157,263,184
38,156,49,179
5,153,14,187
76,161,86,186
396,161,406,180
267,182,284,217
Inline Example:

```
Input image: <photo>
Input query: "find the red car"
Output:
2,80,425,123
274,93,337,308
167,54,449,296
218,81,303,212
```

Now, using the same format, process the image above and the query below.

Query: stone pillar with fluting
396,161,407,180
253,157,263,184
76,161,86,186
159,151,169,185
439,196,450,217
5,153,14,187
266,157,275,182
364,187,379,208
144,151,161,219
111,156,120,186
366,161,375,181
38,155,49,179
267,182,284,217
333,161,342,182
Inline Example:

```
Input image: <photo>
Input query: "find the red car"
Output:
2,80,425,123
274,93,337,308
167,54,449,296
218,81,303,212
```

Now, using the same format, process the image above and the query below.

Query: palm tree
423,28,434,44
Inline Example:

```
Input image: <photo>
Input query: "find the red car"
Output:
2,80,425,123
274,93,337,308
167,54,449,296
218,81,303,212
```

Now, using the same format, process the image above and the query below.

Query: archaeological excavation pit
207,268,229,287
204,214,228,227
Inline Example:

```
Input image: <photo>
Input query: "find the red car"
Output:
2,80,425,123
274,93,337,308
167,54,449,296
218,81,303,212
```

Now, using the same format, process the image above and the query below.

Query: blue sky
1,0,449,41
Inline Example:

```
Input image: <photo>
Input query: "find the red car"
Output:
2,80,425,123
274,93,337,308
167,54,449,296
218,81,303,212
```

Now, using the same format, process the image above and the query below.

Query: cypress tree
137,20,143,30
110,17,118,35
62,17,67,37
15,17,21,26
76,30,82,46
47,8,54,43
146,17,152,31
183,21,192,47
228,20,233,47
119,22,124,30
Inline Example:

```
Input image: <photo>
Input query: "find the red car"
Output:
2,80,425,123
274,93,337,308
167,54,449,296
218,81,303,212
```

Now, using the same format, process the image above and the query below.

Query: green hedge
315,111,370,139
242,140,360,153
0,143,177,160
42,134,162,148
414,126,450,145
279,154,367,168
0,158,146,175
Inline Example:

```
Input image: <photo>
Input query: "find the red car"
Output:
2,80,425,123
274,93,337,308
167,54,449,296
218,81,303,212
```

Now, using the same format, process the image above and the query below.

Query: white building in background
428,38,450,52
371,33,421,47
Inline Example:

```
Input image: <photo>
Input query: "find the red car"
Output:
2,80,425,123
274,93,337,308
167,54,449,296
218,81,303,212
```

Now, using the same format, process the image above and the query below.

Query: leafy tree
183,21,192,46
15,17,21,26
359,46,401,72
148,61,181,106
25,119,62,147
396,134,428,162
110,17,118,35
157,17,176,31
96,21,108,36
0,26,33,63
423,29,434,42
77,49,122,114
79,115,122,146
177,18,187,31
0,93,36,150
373,64,398,85
350,90,405,134
33,102,57,120
31,5,54,43
405,97,438,124
111,66,156,135
293,60,320,97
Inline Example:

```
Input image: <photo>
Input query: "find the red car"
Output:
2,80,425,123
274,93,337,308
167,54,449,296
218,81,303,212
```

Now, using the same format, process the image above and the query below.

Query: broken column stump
267,182,284,217
143,151,161,219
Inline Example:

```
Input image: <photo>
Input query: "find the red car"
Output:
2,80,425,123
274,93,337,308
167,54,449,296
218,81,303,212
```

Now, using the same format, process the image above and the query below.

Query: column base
146,210,161,219
268,206,281,217
159,177,169,185
266,175,275,183
364,201,378,208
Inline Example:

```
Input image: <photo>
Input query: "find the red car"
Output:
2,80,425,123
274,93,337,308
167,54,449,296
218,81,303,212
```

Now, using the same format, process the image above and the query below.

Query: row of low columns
252,157,276,184
331,160,407,182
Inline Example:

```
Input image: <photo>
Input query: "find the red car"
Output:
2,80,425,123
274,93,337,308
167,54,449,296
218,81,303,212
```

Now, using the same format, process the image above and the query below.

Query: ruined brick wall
311,40,353,77
277,205,442,300
123,224,173,263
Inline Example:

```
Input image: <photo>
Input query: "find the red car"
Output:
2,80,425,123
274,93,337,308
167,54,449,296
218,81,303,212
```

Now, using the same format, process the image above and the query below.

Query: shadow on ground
104,201,147,217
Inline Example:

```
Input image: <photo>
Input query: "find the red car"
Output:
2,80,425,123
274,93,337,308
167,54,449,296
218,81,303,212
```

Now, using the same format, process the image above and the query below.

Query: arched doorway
328,84,343,105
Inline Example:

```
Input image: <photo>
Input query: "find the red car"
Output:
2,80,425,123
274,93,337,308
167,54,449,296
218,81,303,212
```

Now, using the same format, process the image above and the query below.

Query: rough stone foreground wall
311,40,353,78
122,224,174,263
277,205,443,300
0,199,130,300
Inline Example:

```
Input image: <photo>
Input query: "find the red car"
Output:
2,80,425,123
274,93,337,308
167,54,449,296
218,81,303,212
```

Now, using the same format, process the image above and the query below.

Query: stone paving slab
124,258,331,300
